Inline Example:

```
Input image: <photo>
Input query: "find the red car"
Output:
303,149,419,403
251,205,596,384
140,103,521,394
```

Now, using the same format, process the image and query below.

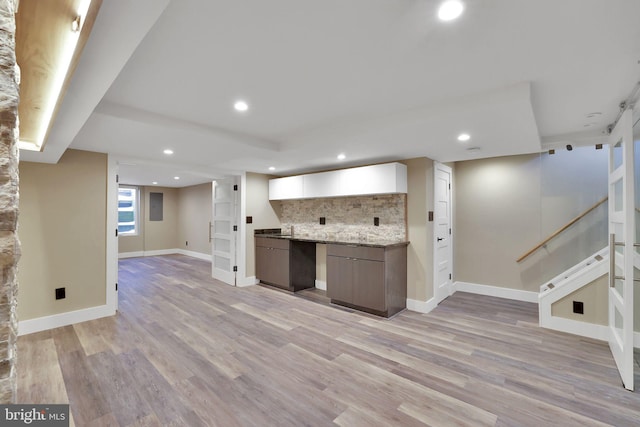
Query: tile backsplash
279,194,406,241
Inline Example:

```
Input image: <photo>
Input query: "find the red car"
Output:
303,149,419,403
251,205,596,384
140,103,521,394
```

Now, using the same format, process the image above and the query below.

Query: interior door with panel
607,108,635,391
211,177,238,286
434,162,453,304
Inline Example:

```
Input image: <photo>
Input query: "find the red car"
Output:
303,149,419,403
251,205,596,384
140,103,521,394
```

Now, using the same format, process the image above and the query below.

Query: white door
108,156,119,311
607,108,634,391
211,177,238,286
434,162,453,304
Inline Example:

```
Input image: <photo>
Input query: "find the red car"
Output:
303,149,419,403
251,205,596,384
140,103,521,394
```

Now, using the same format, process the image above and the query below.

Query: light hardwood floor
17,255,640,426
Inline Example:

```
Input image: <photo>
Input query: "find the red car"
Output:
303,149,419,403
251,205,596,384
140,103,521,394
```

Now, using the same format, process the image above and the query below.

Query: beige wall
177,183,212,255
454,149,610,294
118,228,143,253
454,154,543,291
144,187,178,251
401,158,434,302
245,173,281,277
316,244,327,283
552,271,640,332
551,276,608,325
453,151,637,332
119,186,179,253
18,150,107,320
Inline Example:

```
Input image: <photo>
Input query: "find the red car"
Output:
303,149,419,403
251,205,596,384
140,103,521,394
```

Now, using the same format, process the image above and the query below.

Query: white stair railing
538,247,610,340
539,247,609,295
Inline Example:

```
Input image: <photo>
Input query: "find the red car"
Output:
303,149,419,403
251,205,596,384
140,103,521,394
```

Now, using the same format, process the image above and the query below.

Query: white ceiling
20,0,640,188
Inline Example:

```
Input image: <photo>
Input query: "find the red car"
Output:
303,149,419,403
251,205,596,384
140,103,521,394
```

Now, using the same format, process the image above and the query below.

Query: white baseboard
407,281,535,316
541,316,640,348
454,281,538,303
237,276,258,287
119,248,212,261
118,251,144,259
119,249,175,259
540,315,609,342
175,249,212,261
18,304,115,336
315,280,327,291
406,297,437,314
143,249,180,257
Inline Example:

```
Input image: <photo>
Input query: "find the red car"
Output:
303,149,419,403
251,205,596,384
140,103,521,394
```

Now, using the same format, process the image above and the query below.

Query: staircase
538,247,609,340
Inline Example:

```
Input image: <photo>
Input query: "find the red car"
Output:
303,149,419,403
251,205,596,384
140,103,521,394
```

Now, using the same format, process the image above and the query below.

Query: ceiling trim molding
96,101,280,152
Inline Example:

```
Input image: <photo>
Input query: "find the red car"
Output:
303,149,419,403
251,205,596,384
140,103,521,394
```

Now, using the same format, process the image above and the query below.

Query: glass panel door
607,108,634,390
212,177,238,286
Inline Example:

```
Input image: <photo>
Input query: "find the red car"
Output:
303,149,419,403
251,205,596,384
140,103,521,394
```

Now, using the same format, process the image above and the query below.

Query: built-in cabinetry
255,233,408,317
269,162,407,200
268,176,304,200
326,243,407,317
255,237,316,291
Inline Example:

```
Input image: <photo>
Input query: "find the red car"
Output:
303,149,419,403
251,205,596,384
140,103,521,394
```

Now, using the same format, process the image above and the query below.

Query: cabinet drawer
255,237,290,250
327,244,384,261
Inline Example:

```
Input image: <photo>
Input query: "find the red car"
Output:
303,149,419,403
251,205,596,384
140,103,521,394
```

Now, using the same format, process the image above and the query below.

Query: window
118,186,139,235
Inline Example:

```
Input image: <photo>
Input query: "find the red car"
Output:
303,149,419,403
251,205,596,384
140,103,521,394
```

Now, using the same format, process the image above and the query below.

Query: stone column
0,0,19,404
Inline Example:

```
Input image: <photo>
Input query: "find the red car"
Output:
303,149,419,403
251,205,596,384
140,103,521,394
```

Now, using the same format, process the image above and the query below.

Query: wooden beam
16,0,102,149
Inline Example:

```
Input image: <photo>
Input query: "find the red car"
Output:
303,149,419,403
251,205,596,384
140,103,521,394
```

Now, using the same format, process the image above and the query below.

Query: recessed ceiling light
152,181,158,185
174,176,180,180
337,153,346,160
163,149,173,155
457,133,471,142
268,166,276,171
234,100,249,112
438,0,464,21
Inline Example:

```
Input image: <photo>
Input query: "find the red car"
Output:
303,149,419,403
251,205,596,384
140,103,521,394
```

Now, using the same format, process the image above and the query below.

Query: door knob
437,237,444,242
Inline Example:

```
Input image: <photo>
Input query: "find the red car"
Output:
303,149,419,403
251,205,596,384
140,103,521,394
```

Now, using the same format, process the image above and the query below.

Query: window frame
118,185,140,236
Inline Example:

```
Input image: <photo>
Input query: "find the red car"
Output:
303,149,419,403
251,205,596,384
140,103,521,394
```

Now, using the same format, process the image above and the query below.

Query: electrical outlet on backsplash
279,194,406,241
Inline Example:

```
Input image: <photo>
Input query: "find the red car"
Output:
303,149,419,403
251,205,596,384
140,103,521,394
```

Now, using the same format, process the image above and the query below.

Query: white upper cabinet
269,162,407,200
303,170,342,199
338,163,407,196
268,175,304,200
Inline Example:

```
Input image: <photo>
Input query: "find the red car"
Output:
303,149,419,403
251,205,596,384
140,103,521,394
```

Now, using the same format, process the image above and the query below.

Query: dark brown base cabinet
255,237,316,291
326,243,407,317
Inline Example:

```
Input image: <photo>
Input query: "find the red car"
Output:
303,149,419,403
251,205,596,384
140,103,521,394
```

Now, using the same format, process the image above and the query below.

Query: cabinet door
256,246,290,288
353,259,385,311
327,255,353,303
338,163,407,196
269,176,304,200
303,170,341,198
255,246,273,284
269,248,290,288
